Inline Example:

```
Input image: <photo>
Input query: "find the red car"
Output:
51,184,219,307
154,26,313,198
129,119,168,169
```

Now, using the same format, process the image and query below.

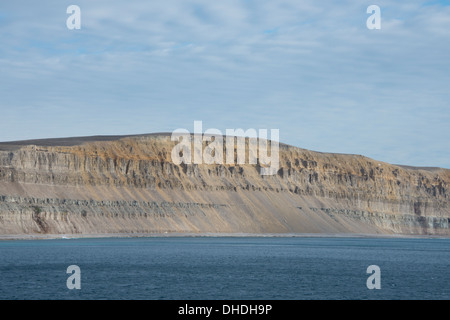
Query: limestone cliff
0,134,449,236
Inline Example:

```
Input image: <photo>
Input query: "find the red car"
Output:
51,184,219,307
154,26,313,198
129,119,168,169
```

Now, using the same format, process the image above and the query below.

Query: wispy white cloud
0,0,449,168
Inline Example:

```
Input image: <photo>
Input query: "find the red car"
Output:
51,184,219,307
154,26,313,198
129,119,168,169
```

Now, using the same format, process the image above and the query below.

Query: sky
0,0,449,168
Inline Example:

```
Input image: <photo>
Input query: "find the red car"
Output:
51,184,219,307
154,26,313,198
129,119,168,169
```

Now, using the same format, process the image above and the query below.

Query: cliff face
0,134,449,236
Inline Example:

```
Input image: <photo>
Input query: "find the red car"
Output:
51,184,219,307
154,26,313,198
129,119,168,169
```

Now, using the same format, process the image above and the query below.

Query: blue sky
0,0,449,168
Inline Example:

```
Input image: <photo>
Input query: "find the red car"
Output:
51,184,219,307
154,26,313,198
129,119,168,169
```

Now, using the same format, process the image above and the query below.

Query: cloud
0,0,449,168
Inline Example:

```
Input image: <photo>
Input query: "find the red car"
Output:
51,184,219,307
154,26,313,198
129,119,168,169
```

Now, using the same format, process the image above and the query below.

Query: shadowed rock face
0,134,449,236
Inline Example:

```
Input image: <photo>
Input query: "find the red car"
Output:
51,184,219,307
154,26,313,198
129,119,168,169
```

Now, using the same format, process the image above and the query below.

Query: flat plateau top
0,133,444,171
0,133,171,150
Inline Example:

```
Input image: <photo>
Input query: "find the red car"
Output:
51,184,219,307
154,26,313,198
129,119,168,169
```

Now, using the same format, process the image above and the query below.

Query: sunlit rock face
0,134,449,236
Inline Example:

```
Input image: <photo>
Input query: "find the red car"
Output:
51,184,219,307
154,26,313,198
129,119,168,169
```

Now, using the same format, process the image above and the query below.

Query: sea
0,236,448,300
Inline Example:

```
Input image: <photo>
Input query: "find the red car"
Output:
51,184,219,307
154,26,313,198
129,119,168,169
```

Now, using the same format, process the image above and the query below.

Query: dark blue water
0,236,448,300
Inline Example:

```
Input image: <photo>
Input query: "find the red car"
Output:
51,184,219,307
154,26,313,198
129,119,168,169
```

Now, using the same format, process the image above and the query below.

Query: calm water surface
0,236,448,300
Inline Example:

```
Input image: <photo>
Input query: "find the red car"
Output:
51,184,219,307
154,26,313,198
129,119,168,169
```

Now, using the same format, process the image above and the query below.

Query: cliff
0,134,449,236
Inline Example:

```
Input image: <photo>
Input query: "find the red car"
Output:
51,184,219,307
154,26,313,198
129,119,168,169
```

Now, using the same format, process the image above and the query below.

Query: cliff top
0,133,446,172
0,133,171,150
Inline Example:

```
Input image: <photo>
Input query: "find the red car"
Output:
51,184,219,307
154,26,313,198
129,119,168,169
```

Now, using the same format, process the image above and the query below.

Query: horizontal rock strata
0,134,449,236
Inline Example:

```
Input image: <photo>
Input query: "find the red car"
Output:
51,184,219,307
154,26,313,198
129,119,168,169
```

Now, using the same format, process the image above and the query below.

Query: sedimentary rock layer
0,134,448,236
